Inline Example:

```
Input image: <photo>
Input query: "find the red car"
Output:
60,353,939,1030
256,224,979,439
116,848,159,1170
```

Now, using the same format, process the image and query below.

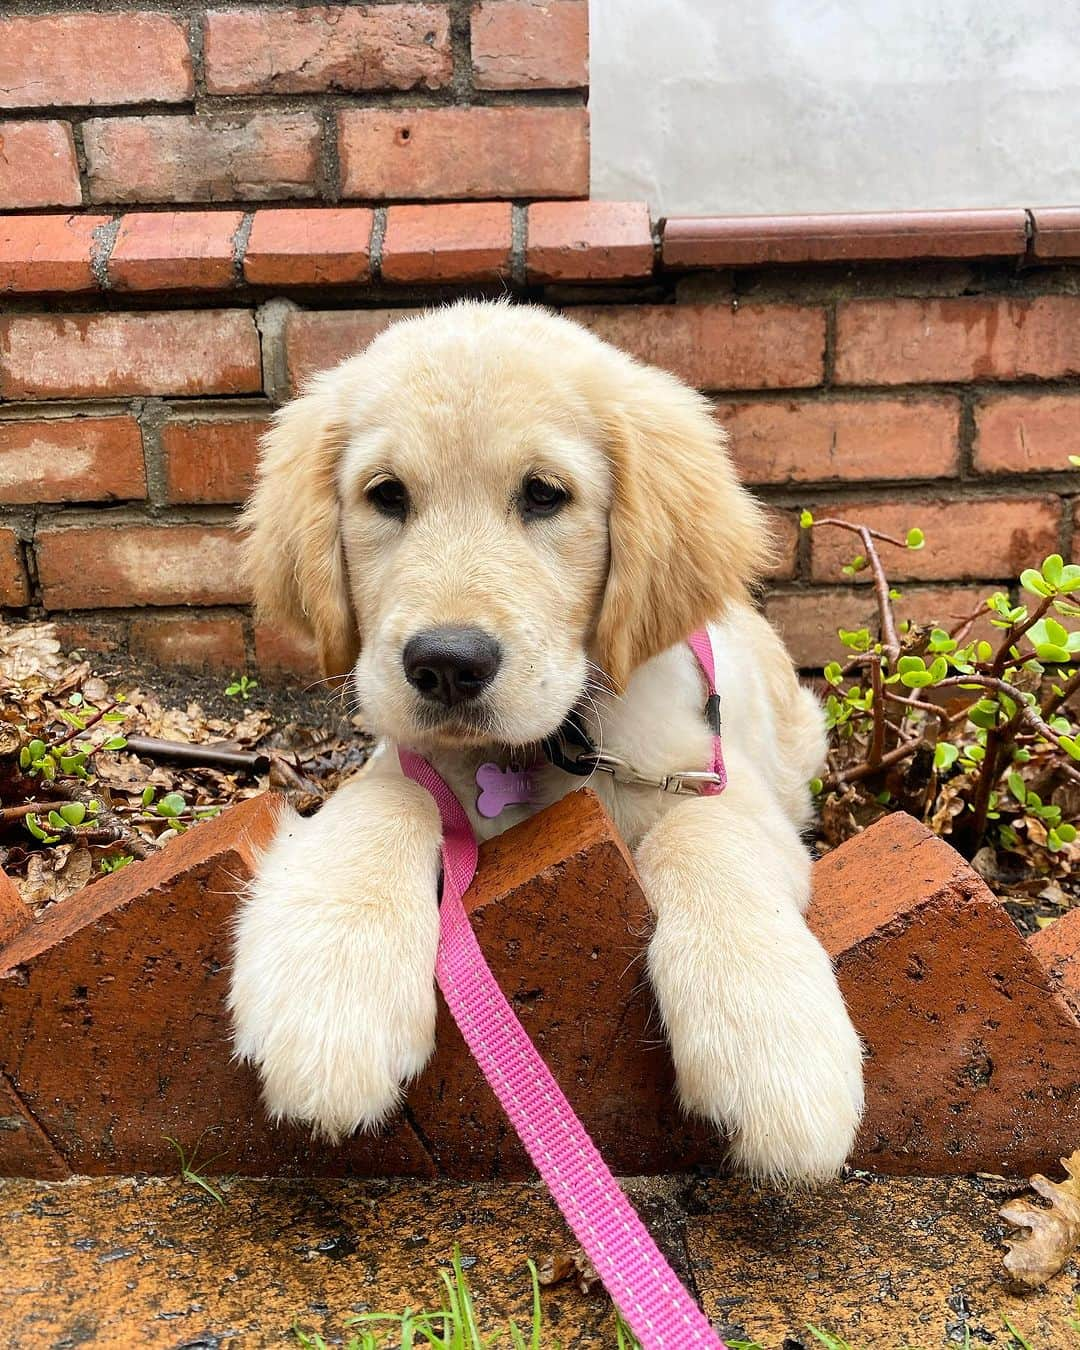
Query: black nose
403,627,502,707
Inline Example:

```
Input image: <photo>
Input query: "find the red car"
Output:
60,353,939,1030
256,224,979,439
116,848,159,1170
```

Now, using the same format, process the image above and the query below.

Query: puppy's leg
230,766,442,1140
636,776,864,1186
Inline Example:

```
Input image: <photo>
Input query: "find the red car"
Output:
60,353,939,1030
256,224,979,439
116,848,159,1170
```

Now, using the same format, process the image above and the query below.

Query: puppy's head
243,301,771,750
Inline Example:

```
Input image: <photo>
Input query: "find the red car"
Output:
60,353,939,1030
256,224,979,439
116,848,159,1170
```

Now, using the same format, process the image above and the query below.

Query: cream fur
230,300,864,1185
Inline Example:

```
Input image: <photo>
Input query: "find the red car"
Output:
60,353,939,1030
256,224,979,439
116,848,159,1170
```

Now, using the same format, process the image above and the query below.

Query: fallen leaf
1000,1150,1080,1288
536,1246,601,1295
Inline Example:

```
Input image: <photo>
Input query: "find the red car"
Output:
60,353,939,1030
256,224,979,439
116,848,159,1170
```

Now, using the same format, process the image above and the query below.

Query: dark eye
520,475,569,519
367,476,408,519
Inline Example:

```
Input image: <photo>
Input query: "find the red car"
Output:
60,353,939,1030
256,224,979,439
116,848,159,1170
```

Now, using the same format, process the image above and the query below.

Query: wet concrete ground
0,1172,1077,1348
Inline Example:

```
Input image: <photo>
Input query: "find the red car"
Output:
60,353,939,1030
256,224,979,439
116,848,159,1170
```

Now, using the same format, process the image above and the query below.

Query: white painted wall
590,0,1080,215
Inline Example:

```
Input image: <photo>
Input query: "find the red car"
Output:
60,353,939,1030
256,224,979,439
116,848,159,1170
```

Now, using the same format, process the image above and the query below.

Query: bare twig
123,735,269,775
808,518,903,667
868,653,885,767
46,781,150,859
821,737,926,792
883,688,952,731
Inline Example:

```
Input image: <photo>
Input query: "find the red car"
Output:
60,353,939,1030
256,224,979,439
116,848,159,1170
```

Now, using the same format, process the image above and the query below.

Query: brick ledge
4,204,1078,296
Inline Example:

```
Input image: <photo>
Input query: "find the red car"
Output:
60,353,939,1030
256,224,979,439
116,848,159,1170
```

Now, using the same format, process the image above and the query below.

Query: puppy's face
243,302,770,753
339,351,611,749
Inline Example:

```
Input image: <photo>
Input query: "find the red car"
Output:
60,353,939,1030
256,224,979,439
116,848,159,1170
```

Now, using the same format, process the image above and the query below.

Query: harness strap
398,630,727,1350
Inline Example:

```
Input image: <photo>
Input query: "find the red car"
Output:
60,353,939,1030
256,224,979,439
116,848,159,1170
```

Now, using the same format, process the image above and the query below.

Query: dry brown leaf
1000,1150,1080,1288
18,846,93,911
536,1247,601,1295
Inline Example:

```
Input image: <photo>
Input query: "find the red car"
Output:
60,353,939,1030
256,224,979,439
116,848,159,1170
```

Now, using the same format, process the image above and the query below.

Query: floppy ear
593,364,774,691
240,372,359,678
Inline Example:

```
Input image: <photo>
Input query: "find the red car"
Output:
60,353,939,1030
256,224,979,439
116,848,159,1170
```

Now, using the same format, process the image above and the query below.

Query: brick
161,416,268,504
526,200,653,282
1031,207,1080,261
574,302,826,390
1030,908,1080,1017
338,106,589,200
808,812,1080,1176
244,208,373,286
0,872,29,949
409,791,716,1177
204,5,451,94
471,0,588,90
52,615,128,655
108,211,243,291
0,214,107,294
0,14,192,109
254,622,322,680
974,393,1080,475
0,795,432,1178
809,497,1061,583
767,584,992,668
129,614,246,671
717,395,960,485
663,208,1028,269
0,1072,69,1180
382,202,512,283
835,296,1080,386
0,416,145,504
0,311,261,399
0,121,80,209
0,529,29,606
282,308,416,392
35,523,248,609
84,113,321,206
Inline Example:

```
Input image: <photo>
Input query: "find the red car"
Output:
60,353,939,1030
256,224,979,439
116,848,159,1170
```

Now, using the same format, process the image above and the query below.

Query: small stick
807,518,903,667
123,735,270,775
820,737,926,792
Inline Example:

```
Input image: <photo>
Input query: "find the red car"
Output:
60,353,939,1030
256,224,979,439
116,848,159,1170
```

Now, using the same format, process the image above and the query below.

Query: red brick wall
1,7,1076,678
0,3,589,209
3,240,1078,674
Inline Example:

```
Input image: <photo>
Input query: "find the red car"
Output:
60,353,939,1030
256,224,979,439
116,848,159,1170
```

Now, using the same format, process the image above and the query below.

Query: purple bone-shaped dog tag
475,761,541,819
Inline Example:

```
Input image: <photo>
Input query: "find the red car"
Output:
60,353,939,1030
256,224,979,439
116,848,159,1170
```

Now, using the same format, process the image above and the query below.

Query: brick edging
4,204,1078,296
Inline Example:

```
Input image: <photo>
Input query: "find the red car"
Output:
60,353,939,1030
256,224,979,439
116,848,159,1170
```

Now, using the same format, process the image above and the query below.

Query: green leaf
799,509,814,528
975,640,993,663
809,777,824,795
47,810,67,831
1041,554,1065,588
156,792,187,818
27,738,45,761
837,628,871,652
1060,735,1080,761
24,814,59,844
68,692,83,707
1021,568,1053,598
58,802,86,827
19,746,30,769
1058,823,1078,844
934,742,959,771
141,786,156,808
823,661,844,687
902,670,934,688
928,628,957,654
928,656,949,683
102,711,128,723
102,735,127,752
905,527,925,550
1007,771,1027,805
59,752,88,774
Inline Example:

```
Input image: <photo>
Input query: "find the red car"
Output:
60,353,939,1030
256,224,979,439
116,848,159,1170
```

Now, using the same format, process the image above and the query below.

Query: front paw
654,935,864,1185
716,1013,864,1187
229,790,442,1140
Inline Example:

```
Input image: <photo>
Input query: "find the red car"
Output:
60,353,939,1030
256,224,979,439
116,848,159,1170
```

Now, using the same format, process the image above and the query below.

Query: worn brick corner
809,812,1080,1177
408,788,718,1179
1029,907,1080,1017
0,792,431,1179
0,869,31,949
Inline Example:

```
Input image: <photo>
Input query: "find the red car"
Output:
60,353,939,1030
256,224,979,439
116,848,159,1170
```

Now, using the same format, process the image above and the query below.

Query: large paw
229,787,442,1140
651,922,864,1186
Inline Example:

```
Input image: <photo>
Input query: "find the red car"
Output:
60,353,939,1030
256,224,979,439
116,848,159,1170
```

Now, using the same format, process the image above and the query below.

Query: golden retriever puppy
230,300,864,1185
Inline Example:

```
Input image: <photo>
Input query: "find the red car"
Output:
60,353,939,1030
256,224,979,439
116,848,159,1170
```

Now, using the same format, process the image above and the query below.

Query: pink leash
399,632,726,1350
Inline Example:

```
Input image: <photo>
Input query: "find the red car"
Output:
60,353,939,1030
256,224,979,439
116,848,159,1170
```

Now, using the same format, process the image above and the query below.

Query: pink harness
400,631,727,1350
